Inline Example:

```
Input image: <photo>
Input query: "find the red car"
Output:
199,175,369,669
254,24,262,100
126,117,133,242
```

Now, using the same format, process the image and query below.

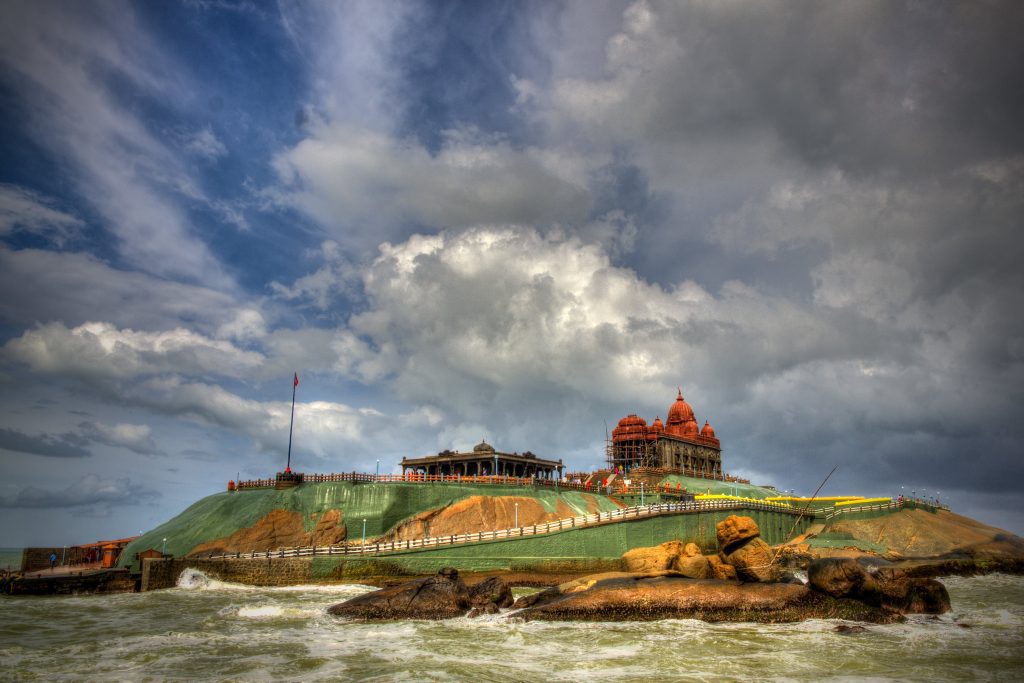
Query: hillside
824,508,1024,560
118,482,621,570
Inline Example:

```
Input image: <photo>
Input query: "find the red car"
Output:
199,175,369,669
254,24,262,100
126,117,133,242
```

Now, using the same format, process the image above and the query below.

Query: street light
640,481,645,506
162,537,167,556
514,502,519,528
376,459,380,479
362,519,367,546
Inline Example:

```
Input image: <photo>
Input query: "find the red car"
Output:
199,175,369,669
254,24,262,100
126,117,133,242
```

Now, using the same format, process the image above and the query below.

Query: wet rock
512,585,561,610
808,558,868,598
467,603,500,618
468,576,513,609
833,624,868,634
513,572,899,623
807,558,950,615
716,515,762,551
778,569,808,585
906,578,951,614
327,567,470,620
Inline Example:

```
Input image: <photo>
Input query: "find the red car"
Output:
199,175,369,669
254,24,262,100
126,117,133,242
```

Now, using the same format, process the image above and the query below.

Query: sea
1,571,1021,681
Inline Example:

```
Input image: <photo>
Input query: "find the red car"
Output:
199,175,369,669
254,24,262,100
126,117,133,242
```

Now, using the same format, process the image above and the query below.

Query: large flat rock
513,572,900,623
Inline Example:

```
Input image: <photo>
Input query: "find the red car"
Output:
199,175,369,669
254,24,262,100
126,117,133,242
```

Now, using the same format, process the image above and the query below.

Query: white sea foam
175,567,256,592
2,574,1021,681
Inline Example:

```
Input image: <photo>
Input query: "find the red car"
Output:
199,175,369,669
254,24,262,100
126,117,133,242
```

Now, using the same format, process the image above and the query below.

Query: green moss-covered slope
118,482,621,570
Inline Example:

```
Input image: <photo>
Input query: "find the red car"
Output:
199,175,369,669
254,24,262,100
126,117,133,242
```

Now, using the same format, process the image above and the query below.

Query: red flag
294,372,299,387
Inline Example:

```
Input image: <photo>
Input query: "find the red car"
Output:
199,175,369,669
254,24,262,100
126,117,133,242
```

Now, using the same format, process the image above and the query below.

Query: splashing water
0,572,1020,681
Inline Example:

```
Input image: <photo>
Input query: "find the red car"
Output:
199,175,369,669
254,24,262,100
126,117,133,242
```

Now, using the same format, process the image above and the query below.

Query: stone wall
655,439,721,474
142,557,315,591
22,546,97,571
6,569,136,595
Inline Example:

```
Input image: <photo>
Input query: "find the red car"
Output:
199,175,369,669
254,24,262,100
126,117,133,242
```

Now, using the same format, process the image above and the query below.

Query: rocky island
325,514,954,623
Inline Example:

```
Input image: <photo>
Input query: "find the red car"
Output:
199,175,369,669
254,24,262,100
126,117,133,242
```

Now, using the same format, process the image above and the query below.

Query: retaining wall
120,482,621,571
142,507,809,590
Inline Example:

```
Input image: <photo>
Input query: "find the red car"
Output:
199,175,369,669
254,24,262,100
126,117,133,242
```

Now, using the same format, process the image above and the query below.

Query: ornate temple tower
608,390,722,476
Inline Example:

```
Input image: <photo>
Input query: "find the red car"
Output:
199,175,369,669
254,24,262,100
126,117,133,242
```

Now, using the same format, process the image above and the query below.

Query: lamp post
362,519,366,546
514,502,519,528
162,537,167,556
640,481,645,506
376,459,380,479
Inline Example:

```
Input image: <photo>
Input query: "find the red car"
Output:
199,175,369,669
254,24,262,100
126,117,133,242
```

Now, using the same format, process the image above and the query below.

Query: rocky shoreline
328,514,957,623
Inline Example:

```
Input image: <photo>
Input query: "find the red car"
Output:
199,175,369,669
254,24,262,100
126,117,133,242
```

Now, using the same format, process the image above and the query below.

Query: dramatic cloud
0,474,160,509
0,427,91,459
77,421,160,456
4,322,267,381
1,0,1021,540
0,185,84,246
275,125,593,247
0,248,242,331
0,1,232,286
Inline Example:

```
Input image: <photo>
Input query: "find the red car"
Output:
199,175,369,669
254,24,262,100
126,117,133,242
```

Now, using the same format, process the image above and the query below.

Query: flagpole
286,372,298,473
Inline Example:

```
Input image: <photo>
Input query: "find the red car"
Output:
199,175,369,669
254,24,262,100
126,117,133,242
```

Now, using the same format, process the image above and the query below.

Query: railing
821,500,899,521
201,499,805,562
821,498,949,521
236,472,664,496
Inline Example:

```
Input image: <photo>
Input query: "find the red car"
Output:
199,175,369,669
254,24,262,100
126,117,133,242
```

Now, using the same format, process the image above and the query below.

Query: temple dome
612,414,648,442
701,421,716,437
647,416,664,438
473,440,495,453
666,390,695,426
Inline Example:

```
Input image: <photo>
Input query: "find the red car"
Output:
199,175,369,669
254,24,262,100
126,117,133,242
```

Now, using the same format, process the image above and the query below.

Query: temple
608,390,722,476
401,440,564,480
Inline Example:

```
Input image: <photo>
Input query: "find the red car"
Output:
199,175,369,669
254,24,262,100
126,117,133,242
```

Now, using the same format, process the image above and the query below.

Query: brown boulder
721,537,780,583
622,541,685,572
707,555,738,581
716,515,761,551
468,576,514,609
807,558,950,614
328,567,470,620
808,557,868,598
674,553,712,579
906,579,951,614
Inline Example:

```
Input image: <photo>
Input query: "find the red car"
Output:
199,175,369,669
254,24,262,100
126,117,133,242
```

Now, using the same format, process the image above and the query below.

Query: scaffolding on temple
606,436,657,471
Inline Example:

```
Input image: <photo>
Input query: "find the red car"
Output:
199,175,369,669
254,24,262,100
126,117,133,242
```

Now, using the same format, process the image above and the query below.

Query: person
49,552,57,570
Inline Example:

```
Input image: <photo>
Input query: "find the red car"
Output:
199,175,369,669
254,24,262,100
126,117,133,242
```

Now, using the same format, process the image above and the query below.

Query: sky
0,0,1022,547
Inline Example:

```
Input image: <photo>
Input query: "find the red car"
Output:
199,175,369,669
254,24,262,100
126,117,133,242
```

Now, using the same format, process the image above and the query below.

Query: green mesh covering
118,482,621,571
656,475,781,500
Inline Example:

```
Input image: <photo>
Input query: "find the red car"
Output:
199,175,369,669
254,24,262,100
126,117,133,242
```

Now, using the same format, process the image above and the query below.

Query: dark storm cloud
0,474,160,509
0,427,92,459
550,1,1024,178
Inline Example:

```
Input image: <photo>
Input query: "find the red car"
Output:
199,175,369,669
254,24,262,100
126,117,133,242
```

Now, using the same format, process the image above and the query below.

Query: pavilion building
608,390,722,476
401,440,563,480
